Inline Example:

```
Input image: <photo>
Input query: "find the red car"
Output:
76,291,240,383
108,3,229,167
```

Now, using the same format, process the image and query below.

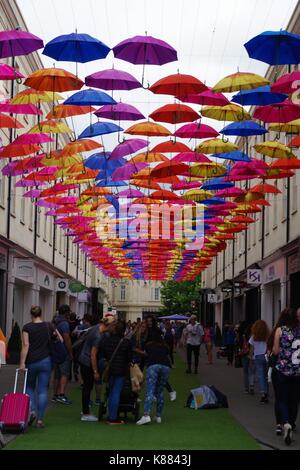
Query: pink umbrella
0,100,42,115
253,100,300,123
207,202,238,210
110,138,148,159
271,71,300,94
215,187,246,198
205,217,224,224
0,63,24,80
23,189,42,198
117,188,145,198
40,183,79,196
85,68,142,91
37,167,58,176
172,152,211,163
174,123,219,139
12,133,54,145
36,200,58,208
177,88,230,106
111,162,148,181
15,178,48,188
171,180,201,190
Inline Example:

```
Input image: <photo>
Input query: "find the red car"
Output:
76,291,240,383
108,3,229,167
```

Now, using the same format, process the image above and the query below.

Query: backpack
72,328,91,363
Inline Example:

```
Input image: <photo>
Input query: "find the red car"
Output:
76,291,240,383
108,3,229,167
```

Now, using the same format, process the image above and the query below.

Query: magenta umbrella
0,100,42,115
110,138,149,159
253,100,300,123
0,63,24,80
172,152,211,163
178,88,230,106
12,133,54,145
36,199,58,208
0,29,44,58
85,68,142,91
215,188,246,198
112,162,148,181
117,188,145,198
94,102,144,121
2,161,24,176
171,180,201,190
174,123,219,139
15,179,48,188
23,189,42,198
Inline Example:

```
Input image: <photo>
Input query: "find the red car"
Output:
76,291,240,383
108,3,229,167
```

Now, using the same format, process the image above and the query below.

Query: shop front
262,258,285,327
0,245,7,332
11,258,37,328
37,268,55,321
287,248,300,309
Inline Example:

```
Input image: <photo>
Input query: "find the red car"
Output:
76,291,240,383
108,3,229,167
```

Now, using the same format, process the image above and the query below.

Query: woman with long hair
272,308,300,445
237,321,254,394
131,320,147,370
249,320,270,404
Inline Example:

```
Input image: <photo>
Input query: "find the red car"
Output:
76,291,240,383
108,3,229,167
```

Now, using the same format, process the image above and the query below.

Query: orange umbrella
124,121,172,137
149,73,208,96
46,104,96,119
0,143,41,158
24,68,84,92
250,183,281,194
131,179,161,190
61,139,102,156
0,113,23,128
81,187,112,196
129,152,168,163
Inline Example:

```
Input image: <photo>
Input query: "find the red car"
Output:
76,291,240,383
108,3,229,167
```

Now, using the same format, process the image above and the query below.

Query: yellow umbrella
128,152,168,163
196,138,238,154
11,88,63,104
42,154,82,167
254,141,296,159
183,190,213,201
29,119,73,134
190,162,226,178
269,120,300,134
234,192,265,203
201,104,251,122
213,72,269,93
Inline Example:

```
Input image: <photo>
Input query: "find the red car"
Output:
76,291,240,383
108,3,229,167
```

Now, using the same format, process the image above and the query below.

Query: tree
160,276,202,317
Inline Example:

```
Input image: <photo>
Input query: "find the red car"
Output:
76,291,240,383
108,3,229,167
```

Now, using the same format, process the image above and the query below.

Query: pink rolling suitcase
0,368,30,432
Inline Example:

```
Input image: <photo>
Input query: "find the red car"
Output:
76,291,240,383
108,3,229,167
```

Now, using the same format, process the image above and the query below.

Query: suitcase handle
14,368,28,394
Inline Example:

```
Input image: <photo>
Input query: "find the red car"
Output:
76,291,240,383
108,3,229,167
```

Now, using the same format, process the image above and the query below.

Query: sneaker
169,391,177,401
186,369,192,374
28,413,36,426
56,395,73,405
260,394,268,404
283,423,292,446
276,425,283,436
106,419,125,425
153,416,162,424
81,414,98,422
136,415,151,425
36,421,45,429
51,395,59,403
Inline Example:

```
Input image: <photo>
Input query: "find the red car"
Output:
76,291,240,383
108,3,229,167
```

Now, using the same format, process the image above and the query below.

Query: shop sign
69,281,86,293
263,258,285,284
15,259,34,280
247,269,262,285
56,278,69,292
207,293,217,303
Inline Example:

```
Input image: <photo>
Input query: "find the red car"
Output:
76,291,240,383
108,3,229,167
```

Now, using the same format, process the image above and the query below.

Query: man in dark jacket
100,320,132,425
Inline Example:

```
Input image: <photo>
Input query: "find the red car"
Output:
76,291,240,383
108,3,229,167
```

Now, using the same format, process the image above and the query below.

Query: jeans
108,376,125,421
274,369,300,425
255,354,268,394
241,356,255,390
26,356,52,420
80,364,94,415
144,365,170,417
186,344,200,371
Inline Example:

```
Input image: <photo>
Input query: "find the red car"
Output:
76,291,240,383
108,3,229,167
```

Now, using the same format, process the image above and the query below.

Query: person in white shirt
182,315,204,374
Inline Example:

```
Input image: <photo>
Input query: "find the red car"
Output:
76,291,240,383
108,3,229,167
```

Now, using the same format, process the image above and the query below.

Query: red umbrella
149,104,199,124
174,122,219,139
0,113,23,128
253,101,300,123
0,143,41,158
150,161,189,178
250,183,281,194
177,88,230,106
149,73,208,96
150,141,191,153
149,190,180,200
287,135,300,147
270,159,300,169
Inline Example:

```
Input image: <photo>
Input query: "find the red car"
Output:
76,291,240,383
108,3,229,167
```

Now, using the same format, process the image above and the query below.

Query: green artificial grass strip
4,354,259,450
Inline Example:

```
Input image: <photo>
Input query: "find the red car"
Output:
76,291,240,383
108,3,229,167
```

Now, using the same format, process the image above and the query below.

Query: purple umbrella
113,35,177,85
94,102,145,121
15,179,48,188
0,63,24,80
112,162,148,181
0,101,42,115
24,189,42,198
2,161,24,176
110,138,149,159
85,68,142,91
0,29,44,59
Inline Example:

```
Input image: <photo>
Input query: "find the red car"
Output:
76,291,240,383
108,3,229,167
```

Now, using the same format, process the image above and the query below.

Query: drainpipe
230,239,235,323
6,57,15,240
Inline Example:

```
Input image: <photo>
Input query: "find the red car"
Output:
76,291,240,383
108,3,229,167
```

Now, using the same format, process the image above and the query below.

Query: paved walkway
182,345,300,451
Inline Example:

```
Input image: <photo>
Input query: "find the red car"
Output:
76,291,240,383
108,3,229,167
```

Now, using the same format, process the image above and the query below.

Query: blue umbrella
159,314,190,320
202,178,234,190
64,88,116,106
96,178,127,187
212,151,251,162
220,121,267,137
232,86,287,106
84,152,126,171
79,122,123,139
203,197,226,205
244,30,300,65
43,33,110,62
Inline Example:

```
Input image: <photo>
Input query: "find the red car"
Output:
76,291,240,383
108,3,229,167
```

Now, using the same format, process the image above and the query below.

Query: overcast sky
17,0,298,150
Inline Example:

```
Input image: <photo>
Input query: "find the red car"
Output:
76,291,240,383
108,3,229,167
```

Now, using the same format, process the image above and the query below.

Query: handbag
102,338,124,383
47,323,68,365
130,363,144,392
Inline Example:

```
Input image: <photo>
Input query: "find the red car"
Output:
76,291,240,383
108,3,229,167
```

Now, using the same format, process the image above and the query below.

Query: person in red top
203,323,214,365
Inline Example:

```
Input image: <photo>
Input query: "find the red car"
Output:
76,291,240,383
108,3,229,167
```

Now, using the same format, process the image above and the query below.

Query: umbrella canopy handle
222,135,229,143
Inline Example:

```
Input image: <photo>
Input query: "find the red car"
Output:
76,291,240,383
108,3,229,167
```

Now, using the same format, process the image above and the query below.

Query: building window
154,287,160,301
120,285,126,301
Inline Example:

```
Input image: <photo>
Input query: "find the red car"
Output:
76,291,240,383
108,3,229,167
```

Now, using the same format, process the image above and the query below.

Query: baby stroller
216,346,228,359
98,376,140,422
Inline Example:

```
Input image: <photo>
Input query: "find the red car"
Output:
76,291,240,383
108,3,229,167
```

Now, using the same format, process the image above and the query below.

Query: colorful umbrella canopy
0,29,43,58
61,139,102,156
231,86,287,106
150,162,189,178
271,71,300,94
46,104,96,119
29,120,73,134
244,30,300,65
201,104,251,121
220,121,267,136
43,32,110,62
254,141,296,159
112,35,177,65
78,121,123,139
149,73,207,96
213,72,269,92
94,102,144,121
110,139,148,159
202,178,234,190
11,88,63,104
253,101,300,123
124,121,172,137
288,136,300,147
172,152,210,163
174,123,219,139
269,120,300,134
0,63,24,80
0,101,42,115
12,133,54,145
250,183,281,194
151,141,191,153
112,162,148,181
64,88,116,106
24,68,84,92
271,159,300,170
149,103,199,124
214,151,251,162
196,139,238,154
178,88,230,106
129,152,167,163
0,113,23,128
190,162,226,178
85,68,142,90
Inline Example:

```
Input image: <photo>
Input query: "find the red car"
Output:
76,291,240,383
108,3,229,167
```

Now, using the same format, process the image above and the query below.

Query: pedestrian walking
223,324,236,366
249,320,269,404
237,322,255,394
19,306,62,428
136,328,171,425
203,323,214,365
272,307,300,445
183,315,204,374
